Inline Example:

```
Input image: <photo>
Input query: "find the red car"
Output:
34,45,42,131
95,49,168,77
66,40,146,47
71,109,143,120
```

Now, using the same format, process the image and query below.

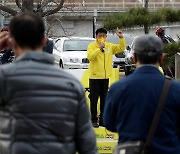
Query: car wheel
59,60,64,68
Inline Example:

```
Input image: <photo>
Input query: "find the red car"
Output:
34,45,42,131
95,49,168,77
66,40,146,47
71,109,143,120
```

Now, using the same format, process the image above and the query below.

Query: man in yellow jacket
87,27,126,127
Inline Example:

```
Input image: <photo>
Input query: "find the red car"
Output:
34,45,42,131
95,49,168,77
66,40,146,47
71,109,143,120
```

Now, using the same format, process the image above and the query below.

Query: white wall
50,19,180,41
50,19,102,38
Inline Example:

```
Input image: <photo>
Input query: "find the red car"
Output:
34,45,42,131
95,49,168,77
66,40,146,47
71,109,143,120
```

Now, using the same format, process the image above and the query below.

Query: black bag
113,141,144,154
113,78,171,154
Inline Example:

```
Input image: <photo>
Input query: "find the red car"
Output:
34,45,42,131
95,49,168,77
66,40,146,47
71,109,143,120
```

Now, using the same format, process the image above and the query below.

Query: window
63,39,93,51
54,39,62,51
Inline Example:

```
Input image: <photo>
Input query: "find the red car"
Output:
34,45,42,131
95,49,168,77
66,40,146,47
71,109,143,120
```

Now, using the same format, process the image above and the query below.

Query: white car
107,34,135,70
53,37,95,69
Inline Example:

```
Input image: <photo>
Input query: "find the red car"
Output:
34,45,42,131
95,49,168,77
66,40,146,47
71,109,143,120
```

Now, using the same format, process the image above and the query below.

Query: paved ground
120,71,125,79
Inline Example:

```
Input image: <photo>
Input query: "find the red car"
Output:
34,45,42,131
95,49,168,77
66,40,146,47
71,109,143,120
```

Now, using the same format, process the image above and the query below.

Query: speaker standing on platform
87,27,126,128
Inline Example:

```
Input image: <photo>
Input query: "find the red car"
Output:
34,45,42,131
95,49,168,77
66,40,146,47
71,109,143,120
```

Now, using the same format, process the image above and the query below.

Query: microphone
101,40,105,52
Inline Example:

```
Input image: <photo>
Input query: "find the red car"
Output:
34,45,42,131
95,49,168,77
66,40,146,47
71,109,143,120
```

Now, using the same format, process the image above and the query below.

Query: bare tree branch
37,0,53,12
0,4,17,16
40,0,65,17
36,0,44,13
15,0,22,10
56,18,71,37
42,0,54,7
0,0,66,18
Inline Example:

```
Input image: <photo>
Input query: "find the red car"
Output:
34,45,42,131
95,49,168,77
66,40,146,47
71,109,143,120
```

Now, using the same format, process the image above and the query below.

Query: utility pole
93,9,97,38
144,0,149,34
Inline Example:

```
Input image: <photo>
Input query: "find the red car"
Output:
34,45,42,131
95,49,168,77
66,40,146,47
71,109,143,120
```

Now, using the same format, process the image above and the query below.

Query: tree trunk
144,0,149,9
144,24,149,34
22,0,34,12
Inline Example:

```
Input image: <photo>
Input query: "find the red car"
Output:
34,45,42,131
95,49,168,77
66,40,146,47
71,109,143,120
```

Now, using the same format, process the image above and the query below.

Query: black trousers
89,79,109,125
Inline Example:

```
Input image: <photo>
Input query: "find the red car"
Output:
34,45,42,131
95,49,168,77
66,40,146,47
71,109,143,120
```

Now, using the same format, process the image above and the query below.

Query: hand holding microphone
98,38,106,52
100,40,105,52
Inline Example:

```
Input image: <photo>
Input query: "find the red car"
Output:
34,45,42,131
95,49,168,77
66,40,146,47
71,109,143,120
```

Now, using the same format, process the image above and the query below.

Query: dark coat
0,52,97,154
0,49,14,64
43,39,54,54
103,66,180,154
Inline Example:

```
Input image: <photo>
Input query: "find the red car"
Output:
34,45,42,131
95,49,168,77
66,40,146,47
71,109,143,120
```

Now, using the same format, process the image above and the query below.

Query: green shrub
163,42,180,67
104,7,180,33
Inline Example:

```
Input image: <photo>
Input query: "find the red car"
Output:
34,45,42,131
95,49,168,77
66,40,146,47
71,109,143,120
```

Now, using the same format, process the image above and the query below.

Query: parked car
106,33,135,70
124,36,139,75
53,37,95,69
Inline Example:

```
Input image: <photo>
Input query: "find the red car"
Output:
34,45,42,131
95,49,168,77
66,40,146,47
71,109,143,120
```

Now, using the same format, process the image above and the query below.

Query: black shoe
99,118,104,127
99,121,104,127
92,122,99,128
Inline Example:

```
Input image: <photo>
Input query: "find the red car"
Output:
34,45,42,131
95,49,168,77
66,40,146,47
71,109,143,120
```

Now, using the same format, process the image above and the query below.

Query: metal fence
2,1,180,11
63,0,180,11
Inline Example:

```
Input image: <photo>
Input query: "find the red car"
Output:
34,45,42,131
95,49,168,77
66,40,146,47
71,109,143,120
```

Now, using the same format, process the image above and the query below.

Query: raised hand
116,27,124,38
0,31,10,51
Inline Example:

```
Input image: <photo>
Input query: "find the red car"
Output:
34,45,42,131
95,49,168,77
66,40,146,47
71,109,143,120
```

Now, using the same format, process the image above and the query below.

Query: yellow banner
97,139,117,154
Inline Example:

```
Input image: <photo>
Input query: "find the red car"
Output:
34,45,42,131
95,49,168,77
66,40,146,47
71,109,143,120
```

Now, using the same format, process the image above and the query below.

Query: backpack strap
142,77,171,153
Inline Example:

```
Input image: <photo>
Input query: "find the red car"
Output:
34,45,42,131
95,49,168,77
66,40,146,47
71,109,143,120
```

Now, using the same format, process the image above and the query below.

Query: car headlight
69,58,79,63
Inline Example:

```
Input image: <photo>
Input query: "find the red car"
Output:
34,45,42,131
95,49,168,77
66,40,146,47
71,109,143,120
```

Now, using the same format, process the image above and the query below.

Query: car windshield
63,40,93,51
107,34,134,46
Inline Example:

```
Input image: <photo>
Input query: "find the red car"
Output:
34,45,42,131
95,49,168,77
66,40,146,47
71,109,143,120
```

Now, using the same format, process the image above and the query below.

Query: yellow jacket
87,38,126,79
158,66,164,74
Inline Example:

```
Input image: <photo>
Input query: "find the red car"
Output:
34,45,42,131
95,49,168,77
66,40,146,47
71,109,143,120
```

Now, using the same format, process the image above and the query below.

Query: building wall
49,19,103,38
50,18,180,41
